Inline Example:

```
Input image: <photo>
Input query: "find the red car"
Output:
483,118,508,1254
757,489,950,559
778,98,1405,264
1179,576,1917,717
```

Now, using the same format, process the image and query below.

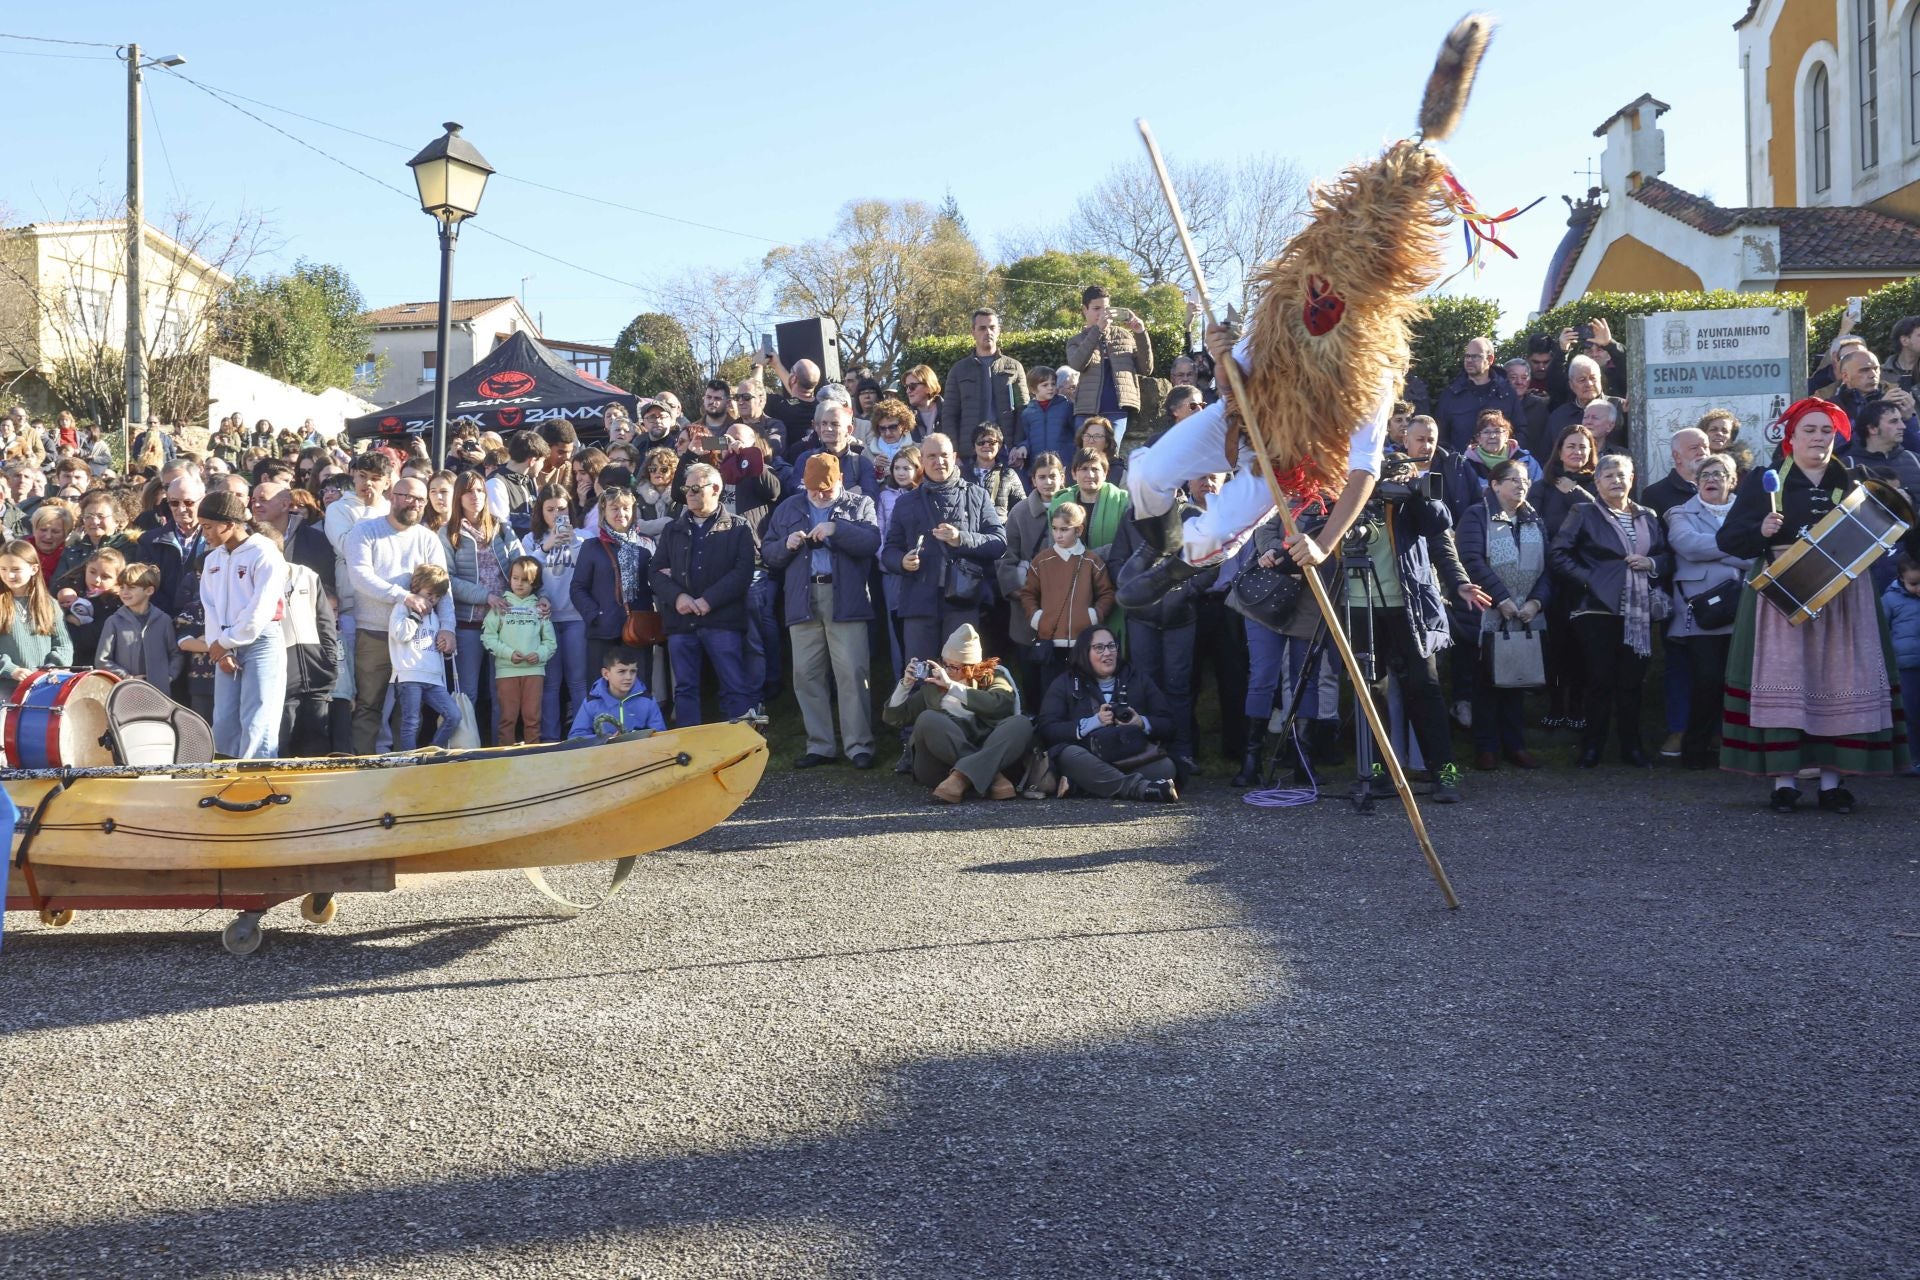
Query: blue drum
3,669,120,769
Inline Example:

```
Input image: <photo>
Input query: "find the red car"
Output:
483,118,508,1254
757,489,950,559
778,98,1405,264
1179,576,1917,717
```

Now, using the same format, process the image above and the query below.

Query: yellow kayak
6,723,767,873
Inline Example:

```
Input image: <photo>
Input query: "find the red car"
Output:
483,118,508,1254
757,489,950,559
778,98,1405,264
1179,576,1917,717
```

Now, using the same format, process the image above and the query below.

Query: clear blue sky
2,1,1750,349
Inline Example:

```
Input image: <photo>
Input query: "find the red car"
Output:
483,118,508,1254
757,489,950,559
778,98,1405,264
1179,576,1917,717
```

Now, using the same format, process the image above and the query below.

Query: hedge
1495,289,1807,365
896,286,1827,393
897,324,1187,383
1408,295,1503,400
1807,276,1920,366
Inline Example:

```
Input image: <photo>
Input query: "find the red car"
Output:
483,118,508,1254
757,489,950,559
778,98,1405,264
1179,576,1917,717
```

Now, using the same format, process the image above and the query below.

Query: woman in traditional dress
1718,398,1912,813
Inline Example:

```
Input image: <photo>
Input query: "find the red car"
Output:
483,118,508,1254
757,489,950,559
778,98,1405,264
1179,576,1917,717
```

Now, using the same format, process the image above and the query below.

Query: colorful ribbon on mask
1437,170,1543,284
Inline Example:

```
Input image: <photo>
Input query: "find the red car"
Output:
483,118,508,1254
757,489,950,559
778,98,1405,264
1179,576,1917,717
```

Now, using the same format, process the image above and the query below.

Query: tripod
1253,543,1390,813
1336,537,1394,813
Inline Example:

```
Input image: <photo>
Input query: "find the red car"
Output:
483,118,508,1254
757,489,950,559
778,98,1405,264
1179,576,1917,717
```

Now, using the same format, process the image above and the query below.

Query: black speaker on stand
775,316,841,385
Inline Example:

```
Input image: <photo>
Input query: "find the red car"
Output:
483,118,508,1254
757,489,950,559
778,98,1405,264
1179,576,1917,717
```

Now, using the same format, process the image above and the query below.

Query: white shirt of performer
1125,335,1390,565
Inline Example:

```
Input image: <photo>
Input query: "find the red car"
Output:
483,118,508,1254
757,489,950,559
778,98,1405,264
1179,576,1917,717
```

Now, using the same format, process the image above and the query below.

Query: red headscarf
1771,397,1852,457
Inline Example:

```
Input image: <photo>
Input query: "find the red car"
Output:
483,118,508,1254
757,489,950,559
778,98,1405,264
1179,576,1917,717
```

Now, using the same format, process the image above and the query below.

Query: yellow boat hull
5,723,767,873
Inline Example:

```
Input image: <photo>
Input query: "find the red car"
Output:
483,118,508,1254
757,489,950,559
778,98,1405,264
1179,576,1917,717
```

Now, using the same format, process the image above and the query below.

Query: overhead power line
0,31,121,48
153,69,1090,294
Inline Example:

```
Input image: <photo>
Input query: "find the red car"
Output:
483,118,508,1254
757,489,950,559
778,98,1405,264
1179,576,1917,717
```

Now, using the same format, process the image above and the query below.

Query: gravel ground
0,759,1915,1279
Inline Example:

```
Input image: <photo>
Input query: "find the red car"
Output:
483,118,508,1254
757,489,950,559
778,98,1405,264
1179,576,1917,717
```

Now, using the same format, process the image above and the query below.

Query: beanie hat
803,453,841,489
941,623,983,666
197,491,249,525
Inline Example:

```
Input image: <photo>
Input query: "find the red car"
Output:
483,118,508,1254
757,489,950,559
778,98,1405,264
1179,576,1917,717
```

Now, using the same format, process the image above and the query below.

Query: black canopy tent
346,332,636,443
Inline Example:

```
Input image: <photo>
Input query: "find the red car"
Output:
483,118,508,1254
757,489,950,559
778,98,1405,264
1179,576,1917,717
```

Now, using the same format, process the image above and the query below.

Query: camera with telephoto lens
1344,463,1441,550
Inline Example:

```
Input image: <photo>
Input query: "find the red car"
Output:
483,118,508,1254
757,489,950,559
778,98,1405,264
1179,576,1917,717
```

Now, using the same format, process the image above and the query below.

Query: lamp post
406,122,494,467
120,43,186,463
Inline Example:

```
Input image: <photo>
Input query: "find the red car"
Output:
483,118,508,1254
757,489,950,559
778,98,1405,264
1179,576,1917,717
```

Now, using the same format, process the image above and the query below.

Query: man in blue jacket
1435,337,1523,454
880,433,1008,667
649,463,758,726
568,645,666,739
761,453,882,769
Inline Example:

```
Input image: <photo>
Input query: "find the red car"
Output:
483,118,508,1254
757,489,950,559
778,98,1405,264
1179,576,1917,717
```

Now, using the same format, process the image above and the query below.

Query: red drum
3,669,121,769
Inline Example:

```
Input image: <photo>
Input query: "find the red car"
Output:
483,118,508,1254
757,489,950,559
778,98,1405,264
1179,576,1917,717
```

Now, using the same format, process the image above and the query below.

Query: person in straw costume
1117,15,1503,603
1718,397,1912,813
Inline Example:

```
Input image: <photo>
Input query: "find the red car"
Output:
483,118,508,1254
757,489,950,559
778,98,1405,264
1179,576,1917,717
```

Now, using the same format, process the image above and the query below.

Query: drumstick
1762,468,1782,517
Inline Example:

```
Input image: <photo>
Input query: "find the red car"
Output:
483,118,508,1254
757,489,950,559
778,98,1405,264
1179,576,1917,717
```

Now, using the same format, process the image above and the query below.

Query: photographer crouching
1032,625,1180,802
883,623,1032,804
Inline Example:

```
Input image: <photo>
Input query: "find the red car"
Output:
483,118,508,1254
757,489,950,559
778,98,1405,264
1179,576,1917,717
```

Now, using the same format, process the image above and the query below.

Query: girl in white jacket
196,492,290,759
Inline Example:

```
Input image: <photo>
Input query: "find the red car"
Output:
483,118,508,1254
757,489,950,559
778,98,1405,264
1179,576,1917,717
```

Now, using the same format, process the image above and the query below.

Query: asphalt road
1,761,1915,1278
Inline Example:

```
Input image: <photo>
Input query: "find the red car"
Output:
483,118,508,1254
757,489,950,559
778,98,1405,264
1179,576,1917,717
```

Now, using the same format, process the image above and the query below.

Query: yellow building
1541,1,1920,315
0,219,233,412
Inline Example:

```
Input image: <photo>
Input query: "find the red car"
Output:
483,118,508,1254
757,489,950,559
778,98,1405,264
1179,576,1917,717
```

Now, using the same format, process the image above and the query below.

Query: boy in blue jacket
568,644,667,739
1883,554,1920,773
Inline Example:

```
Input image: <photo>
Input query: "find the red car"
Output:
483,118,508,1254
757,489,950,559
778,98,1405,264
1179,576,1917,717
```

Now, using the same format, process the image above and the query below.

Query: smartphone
699,433,728,452
1847,296,1865,324
1576,323,1595,346
1110,307,1135,325
760,333,775,357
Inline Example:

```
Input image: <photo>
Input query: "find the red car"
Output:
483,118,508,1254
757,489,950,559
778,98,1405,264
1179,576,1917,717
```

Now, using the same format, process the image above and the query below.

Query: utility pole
124,42,144,463
119,44,184,464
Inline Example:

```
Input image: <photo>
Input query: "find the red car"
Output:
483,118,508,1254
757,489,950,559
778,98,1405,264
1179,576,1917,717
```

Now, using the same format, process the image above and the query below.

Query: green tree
218,260,377,394
611,312,701,404
993,250,1183,332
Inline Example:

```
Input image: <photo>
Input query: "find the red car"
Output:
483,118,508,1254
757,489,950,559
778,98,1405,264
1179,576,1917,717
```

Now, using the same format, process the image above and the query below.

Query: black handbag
1686,580,1740,630
1227,563,1308,632
942,553,988,607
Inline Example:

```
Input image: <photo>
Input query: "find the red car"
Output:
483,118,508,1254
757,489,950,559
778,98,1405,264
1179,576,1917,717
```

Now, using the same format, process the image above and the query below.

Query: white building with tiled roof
359,295,537,408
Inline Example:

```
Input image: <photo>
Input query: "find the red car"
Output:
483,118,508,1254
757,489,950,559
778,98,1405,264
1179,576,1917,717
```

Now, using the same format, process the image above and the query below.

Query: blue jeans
742,572,782,707
394,680,460,750
1661,631,1691,736
212,623,287,759
540,618,589,741
452,625,489,741
667,628,755,725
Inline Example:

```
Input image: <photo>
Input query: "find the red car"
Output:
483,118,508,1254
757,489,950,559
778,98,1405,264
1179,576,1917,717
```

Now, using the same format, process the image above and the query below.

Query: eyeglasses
904,381,925,391
167,498,197,509
730,394,756,403
1088,642,1119,653
392,495,426,506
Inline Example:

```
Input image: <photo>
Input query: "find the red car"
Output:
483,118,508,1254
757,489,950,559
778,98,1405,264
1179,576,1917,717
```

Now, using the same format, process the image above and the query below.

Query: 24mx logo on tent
478,370,536,400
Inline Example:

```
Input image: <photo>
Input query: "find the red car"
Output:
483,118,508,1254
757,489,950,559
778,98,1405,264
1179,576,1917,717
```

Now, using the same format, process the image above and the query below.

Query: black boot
1116,505,1205,610
1305,717,1343,768
1231,725,1266,787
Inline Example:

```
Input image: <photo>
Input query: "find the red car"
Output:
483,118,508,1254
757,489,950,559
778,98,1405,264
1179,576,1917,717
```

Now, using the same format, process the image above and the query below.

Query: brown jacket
1065,323,1155,417
1015,544,1114,646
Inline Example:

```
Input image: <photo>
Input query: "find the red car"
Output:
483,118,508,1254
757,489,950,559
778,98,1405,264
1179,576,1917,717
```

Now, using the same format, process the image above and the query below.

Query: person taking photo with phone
1065,286,1154,448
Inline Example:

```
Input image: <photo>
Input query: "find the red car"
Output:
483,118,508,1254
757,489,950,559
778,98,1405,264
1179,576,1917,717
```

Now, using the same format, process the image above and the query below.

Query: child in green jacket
482,556,558,744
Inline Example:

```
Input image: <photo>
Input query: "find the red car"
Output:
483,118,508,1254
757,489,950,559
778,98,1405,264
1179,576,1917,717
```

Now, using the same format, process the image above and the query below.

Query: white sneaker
1452,700,1473,729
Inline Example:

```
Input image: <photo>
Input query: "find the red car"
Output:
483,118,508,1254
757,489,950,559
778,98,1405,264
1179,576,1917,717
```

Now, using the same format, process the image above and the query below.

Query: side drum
1752,481,1912,626
3,669,121,769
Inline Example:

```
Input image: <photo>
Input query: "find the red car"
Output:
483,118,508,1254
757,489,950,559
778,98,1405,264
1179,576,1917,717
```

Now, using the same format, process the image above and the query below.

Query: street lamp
406,122,493,466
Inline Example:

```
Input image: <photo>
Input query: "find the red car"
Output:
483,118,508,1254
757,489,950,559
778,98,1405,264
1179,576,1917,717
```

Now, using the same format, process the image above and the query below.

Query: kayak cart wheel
299,893,337,925
221,912,265,956
38,907,74,928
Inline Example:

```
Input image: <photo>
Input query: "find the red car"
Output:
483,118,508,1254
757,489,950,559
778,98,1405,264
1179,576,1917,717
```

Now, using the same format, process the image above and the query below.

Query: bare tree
763,199,986,376
1068,153,1305,305
658,263,770,379
1218,154,1308,307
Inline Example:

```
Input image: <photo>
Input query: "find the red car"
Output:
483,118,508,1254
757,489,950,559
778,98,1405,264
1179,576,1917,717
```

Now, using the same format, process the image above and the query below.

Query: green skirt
1720,570,1911,777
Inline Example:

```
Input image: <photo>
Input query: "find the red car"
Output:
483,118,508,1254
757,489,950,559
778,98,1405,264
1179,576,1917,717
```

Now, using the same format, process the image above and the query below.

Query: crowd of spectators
0,288,1914,813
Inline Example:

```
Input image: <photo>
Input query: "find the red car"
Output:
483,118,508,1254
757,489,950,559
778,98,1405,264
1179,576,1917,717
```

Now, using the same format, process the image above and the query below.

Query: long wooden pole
1137,120,1459,910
